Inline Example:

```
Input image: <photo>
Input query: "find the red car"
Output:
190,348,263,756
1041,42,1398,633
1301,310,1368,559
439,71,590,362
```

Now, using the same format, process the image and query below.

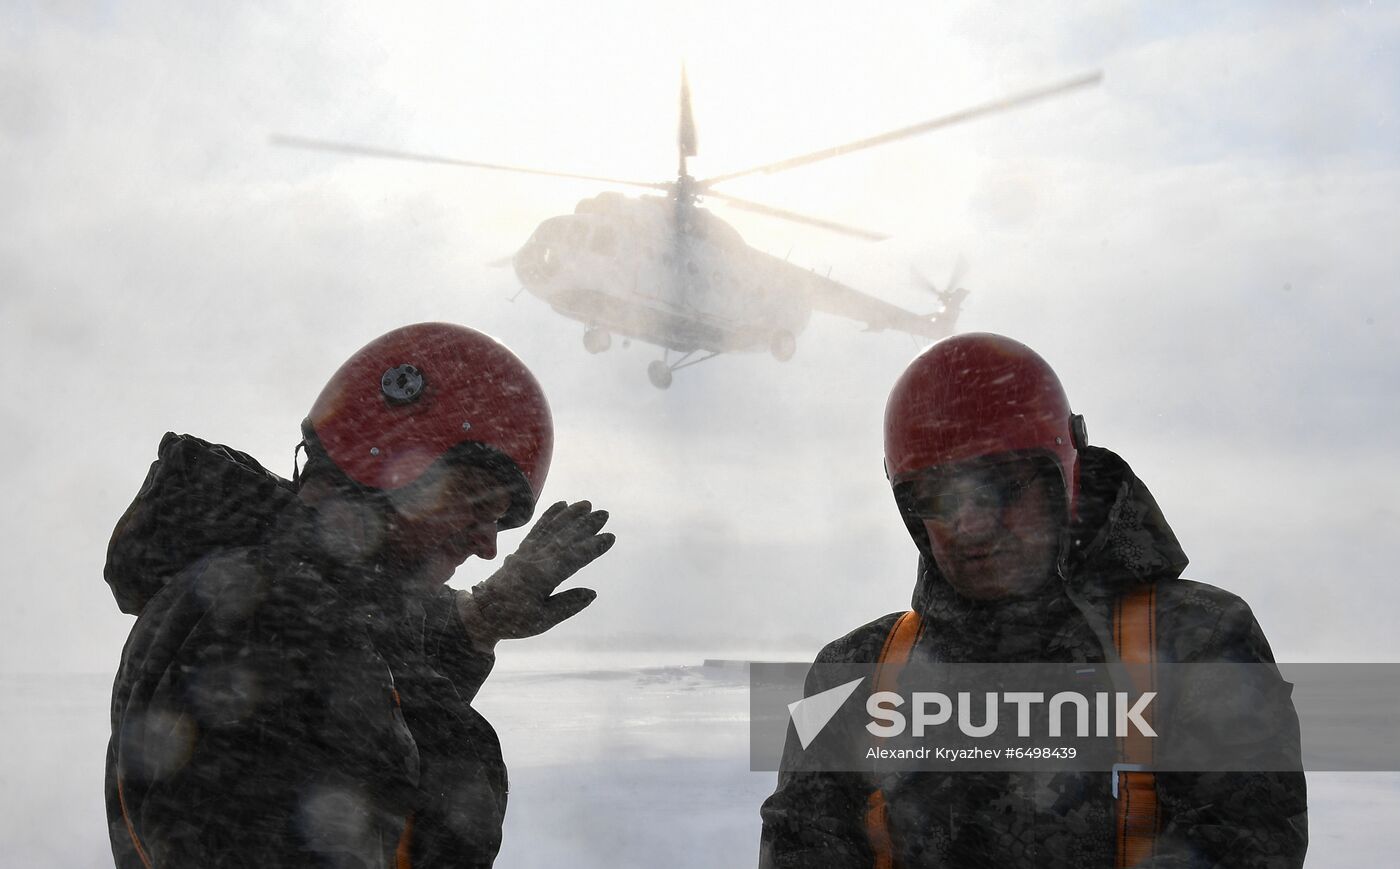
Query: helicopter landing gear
583,327,612,354
647,360,674,389
770,329,797,362
647,349,721,389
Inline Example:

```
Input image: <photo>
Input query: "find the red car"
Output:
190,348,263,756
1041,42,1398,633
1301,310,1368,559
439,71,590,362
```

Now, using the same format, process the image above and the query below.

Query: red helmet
306,323,552,529
884,332,1085,515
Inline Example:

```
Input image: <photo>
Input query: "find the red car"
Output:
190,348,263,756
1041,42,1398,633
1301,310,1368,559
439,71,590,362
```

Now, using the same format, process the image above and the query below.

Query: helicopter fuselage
278,69,1101,384
513,193,813,357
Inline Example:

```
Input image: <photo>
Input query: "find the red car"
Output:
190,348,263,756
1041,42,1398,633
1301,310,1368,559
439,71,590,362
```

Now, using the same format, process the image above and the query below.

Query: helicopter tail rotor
912,256,970,338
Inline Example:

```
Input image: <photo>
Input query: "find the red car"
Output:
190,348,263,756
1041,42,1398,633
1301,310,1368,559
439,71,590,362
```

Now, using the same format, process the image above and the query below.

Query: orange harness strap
116,775,155,869
862,588,1160,868
865,789,896,869
864,611,922,869
396,813,415,869
391,682,414,869
1113,585,1160,868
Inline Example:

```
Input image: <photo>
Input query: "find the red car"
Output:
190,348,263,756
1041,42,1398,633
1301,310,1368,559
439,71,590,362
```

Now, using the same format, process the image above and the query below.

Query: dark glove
457,500,614,646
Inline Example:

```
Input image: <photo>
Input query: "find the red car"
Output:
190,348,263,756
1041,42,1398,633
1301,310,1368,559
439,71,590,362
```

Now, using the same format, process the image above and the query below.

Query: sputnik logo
788,677,866,749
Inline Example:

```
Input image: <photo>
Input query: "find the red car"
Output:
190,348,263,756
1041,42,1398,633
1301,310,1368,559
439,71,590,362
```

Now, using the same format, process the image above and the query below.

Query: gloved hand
457,500,614,648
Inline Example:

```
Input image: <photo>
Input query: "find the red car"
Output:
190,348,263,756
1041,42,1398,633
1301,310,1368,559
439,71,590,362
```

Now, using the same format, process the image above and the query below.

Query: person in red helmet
104,323,613,868
759,333,1307,868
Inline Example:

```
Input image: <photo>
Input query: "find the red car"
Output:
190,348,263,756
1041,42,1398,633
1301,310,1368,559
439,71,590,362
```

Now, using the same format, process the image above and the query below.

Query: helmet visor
897,453,1062,525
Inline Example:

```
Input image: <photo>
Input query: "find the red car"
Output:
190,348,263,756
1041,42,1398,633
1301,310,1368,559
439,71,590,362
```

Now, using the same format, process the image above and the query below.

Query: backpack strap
864,611,922,869
1113,584,1160,867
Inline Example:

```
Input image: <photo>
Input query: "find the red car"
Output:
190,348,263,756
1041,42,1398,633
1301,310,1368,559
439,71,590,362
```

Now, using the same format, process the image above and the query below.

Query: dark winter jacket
105,434,507,868
759,446,1308,868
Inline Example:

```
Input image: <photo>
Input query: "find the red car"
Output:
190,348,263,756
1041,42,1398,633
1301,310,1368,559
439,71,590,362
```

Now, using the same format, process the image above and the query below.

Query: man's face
905,455,1065,601
385,462,514,587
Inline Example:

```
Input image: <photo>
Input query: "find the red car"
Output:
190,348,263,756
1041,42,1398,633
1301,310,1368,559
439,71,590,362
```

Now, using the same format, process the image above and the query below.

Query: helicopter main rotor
272,68,1100,244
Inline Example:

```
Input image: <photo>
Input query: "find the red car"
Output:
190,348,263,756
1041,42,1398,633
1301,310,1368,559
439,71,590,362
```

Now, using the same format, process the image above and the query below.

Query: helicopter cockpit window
555,219,586,248
535,217,568,243
590,224,616,256
575,192,625,215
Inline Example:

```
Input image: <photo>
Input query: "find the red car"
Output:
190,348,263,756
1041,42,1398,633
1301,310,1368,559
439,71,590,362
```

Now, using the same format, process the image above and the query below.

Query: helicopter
275,69,1099,388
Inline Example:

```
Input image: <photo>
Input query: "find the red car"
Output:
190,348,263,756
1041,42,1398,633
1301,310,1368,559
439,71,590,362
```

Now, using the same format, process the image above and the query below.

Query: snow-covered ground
4,659,1394,867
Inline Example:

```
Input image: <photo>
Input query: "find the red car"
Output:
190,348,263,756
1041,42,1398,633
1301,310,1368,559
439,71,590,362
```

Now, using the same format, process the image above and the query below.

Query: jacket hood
911,445,1188,615
105,433,297,615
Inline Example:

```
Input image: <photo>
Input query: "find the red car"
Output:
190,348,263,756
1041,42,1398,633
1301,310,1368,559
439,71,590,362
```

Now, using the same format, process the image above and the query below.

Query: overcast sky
3,1,1397,673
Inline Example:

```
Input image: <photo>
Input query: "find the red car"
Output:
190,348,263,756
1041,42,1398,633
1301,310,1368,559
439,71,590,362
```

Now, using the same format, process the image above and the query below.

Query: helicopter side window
590,224,616,256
